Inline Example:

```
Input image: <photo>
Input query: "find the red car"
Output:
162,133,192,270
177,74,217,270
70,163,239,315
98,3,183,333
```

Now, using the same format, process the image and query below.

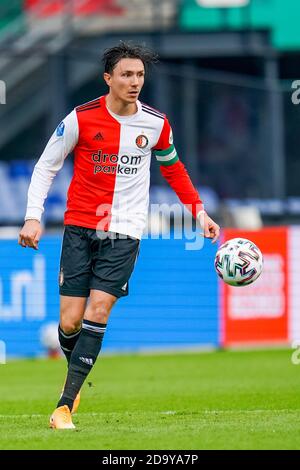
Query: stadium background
1,0,300,451
0,0,300,357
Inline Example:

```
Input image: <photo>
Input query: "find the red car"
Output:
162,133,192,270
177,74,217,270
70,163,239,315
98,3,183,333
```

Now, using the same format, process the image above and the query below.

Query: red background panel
24,1,123,16
222,227,288,346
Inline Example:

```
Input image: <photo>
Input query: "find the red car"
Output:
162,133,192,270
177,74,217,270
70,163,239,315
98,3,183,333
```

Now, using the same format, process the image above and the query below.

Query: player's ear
103,73,111,86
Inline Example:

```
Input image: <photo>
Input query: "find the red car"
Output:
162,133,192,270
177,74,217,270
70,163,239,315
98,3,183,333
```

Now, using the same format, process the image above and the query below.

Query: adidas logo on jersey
79,357,94,366
93,132,104,141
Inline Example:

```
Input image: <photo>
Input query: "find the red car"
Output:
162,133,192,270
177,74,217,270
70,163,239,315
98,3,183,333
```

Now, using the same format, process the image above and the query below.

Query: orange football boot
49,405,75,429
71,391,81,414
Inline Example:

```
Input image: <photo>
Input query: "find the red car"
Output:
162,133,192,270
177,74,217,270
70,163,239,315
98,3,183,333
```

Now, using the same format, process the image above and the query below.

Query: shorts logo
136,134,148,149
59,268,64,286
121,282,127,291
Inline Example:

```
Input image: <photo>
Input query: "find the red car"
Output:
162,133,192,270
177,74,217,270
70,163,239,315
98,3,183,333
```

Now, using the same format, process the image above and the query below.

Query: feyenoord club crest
136,134,148,149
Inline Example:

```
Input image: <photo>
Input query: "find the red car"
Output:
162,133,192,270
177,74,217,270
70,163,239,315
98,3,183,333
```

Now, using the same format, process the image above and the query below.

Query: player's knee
88,302,112,324
60,318,82,335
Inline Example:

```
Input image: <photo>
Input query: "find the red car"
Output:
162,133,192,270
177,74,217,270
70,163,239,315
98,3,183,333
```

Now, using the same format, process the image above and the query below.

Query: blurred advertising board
0,235,219,357
221,227,290,346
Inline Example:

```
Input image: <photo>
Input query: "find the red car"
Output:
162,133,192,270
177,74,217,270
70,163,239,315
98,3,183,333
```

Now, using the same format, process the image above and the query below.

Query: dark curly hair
102,41,158,74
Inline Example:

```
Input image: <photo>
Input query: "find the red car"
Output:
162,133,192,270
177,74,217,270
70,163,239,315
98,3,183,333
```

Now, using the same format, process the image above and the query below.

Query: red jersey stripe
64,98,120,230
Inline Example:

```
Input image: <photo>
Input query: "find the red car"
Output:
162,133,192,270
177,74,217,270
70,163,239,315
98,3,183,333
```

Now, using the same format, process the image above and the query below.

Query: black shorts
59,225,140,298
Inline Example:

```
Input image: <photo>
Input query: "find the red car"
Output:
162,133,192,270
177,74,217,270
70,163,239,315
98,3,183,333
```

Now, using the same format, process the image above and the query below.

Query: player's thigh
60,295,87,332
59,225,92,298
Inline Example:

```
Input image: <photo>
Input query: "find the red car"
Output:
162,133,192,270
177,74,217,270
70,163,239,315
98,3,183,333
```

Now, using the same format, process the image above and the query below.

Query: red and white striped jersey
26,95,203,239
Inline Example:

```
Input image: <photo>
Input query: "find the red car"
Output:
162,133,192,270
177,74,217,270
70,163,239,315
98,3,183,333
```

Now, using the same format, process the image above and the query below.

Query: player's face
104,58,145,104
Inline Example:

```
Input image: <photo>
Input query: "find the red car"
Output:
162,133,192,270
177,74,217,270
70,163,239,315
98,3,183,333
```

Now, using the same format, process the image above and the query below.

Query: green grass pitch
0,349,300,450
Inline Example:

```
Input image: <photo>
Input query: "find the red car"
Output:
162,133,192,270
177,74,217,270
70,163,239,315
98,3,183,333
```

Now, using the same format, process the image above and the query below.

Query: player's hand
198,211,220,244
18,220,42,250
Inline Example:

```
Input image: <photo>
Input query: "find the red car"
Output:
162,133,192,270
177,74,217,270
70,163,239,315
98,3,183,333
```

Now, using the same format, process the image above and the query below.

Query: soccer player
18,42,220,429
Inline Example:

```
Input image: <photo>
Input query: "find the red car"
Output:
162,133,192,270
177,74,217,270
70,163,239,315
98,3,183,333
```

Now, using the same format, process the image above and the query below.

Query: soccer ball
214,238,263,286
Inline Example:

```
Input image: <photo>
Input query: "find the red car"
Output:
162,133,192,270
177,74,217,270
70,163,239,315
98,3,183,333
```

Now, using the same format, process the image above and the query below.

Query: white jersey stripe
156,148,177,162
108,101,165,239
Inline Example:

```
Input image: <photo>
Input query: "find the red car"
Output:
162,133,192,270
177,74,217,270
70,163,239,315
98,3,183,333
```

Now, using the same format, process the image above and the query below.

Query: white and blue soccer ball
214,238,263,287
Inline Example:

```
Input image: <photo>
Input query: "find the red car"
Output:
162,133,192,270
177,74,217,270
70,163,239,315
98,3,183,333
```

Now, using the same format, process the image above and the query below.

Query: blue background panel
0,235,219,356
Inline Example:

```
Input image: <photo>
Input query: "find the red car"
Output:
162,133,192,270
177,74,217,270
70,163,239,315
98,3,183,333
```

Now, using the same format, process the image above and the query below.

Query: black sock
58,325,82,365
57,319,106,411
